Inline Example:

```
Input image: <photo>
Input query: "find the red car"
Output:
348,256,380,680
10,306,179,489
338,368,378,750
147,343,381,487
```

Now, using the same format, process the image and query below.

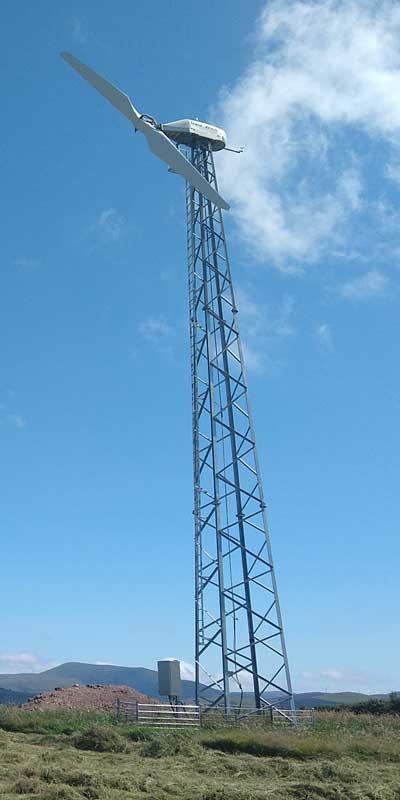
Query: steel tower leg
187,143,295,713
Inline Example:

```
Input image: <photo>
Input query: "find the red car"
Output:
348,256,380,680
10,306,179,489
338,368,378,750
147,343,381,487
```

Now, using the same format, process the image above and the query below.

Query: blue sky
1,0,398,693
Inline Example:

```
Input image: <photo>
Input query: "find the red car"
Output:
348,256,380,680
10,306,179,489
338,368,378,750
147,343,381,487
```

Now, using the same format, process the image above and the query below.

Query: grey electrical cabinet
157,659,182,698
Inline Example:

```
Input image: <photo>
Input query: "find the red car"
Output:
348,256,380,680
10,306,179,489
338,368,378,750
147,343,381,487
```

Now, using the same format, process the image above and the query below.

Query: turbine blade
60,52,143,126
61,52,229,210
142,123,230,210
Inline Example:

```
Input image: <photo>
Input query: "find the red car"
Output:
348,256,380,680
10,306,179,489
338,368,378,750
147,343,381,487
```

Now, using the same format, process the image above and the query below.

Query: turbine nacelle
161,119,227,151
137,115,227,151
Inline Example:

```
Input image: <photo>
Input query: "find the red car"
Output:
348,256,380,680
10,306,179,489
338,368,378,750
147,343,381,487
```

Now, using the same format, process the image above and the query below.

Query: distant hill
0,663,396,708
231,690,376,709
0,687,32,705
0,663,201,701
287,691,372,708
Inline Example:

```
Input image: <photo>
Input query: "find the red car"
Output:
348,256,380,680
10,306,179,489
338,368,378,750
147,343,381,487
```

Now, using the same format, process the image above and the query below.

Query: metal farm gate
116,700,201,728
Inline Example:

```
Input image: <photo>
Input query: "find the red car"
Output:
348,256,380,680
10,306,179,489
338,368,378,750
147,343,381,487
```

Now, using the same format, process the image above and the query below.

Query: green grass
0,709,399,798
0,707,117,736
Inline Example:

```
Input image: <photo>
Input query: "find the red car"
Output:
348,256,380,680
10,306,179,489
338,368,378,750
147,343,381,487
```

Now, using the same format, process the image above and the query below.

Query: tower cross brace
186,143,294,714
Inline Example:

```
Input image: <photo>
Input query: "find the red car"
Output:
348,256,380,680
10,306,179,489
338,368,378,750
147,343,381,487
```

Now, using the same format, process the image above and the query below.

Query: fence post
116,698,120,721
136,701,139,724
270,706,273,727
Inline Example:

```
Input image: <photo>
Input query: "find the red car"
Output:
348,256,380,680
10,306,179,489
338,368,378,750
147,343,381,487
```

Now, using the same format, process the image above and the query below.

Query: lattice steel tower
187,145,294,713
61,52,294,715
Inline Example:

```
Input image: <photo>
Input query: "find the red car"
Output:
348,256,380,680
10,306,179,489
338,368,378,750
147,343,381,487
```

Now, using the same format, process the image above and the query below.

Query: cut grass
140,729,202,758
201,726,400,762
0,709,399,799
72,725,127,753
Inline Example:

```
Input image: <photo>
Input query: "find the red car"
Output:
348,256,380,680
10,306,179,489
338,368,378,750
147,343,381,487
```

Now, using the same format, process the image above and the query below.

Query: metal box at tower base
157,659,181,698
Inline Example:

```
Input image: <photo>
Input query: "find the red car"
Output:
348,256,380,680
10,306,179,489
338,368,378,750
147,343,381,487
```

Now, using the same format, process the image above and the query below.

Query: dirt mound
25,684,155,713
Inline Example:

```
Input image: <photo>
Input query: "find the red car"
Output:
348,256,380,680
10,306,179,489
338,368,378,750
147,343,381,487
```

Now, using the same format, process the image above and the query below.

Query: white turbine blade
60,52,144,128
142,123,230,210
61,52,229,210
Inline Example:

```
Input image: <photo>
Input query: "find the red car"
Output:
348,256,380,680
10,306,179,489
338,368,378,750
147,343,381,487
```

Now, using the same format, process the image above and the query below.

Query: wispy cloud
8,414,27,430
71,17,87,45
0,653,59,675
236,288,295,373
386,159,400,184
13,256,40,270
316,323,333,352
69,16,112,56
340,269,390,301
338,168,363,212
96,208,125,242
0,403,27,430
216,0,400,271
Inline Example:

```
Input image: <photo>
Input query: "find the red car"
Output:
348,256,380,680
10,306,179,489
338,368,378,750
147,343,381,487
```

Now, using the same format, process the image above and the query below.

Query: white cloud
71,17,87,45
320,669,346,681
338,168,363,212
316,323,333,351
230,670,258,692
161,658,195,682
235,288,295,373
386,159,400,184
340,269,390,300
216,0,400,270
241,342,265,375
8,414,27,429
0,405,27,430
96,208,125,242
179,662,196,682
0,653,59,674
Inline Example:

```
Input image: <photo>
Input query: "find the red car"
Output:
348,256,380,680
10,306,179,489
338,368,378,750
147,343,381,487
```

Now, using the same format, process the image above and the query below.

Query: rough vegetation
330,691,400,716
0,709,399,799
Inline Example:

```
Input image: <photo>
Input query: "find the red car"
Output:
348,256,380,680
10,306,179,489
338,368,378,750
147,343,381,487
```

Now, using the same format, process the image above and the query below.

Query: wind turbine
61,52,295,716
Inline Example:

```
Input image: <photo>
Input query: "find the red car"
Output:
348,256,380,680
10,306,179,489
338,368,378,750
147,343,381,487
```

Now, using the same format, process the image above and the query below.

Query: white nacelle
161,118,227,151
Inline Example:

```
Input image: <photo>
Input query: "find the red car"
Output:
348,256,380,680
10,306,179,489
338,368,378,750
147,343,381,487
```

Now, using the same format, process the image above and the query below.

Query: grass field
0,708,399,799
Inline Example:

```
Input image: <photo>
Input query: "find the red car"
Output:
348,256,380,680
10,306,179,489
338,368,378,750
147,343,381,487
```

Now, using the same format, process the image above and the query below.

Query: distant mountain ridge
0,662,198,701
0,662,395,707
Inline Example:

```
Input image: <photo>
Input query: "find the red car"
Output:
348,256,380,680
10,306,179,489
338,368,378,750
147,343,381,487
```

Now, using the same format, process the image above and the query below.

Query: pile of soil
24,684,155,713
